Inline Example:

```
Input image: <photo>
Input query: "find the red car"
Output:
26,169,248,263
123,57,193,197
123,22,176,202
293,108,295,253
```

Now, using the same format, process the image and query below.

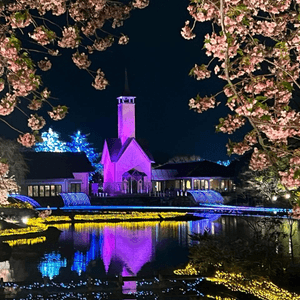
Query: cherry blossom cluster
29,26,56,46
28,114,46,131
28,99,43,110
249,148,272,171
72,52,91,69
133,0,150,9
291,204,300,219
48,105,68,121
190,64,211,80
118,35,129,45
58,26,80,49
0,161,9,176
279,168,300,189
92,69,109,90
38,58,52,71
17,133,36,148
0,93,16,116
189,95,218,113
0,158,19,204
217,114,246,134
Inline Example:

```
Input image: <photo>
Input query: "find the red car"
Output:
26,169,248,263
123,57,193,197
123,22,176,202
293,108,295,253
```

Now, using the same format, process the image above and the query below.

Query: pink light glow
101,94,153,195
101,226,153,275
118,101,135,145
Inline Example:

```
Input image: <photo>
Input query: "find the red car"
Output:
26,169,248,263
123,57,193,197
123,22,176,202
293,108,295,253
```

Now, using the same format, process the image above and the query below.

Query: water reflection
2,215,299,283
38,221,190,280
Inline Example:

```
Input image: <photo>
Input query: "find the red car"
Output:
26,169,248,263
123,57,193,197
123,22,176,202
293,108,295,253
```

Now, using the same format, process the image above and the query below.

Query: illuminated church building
101,78,155,195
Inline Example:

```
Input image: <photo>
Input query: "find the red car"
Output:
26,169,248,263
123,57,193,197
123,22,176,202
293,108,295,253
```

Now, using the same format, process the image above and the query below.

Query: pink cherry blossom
181,21,196,40
0,162,9,176
17,133,36,148
132,0,149,9
72,52,91,69
28,99,43,110
48,105,68,121
38,58,52,71
249,148,272,171
29,26,56,46
118,35,129,45
58,26,80,49
28,114,46,131
0,93,17,116
92,69,109,90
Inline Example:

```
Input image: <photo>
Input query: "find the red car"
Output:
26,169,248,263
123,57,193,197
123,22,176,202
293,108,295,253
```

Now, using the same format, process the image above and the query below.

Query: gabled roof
104,137,154,163
154,160,234,178
23,152,94,179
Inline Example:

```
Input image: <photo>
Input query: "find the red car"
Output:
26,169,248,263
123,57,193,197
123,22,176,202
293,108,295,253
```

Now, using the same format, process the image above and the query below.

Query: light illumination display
4,236,46,247
68,130,103,176
9,194,41,208
207,271,300,300
60,192,91,206
34,129,102,177
38,252,67,279
34,128,69,152
188,190,224,204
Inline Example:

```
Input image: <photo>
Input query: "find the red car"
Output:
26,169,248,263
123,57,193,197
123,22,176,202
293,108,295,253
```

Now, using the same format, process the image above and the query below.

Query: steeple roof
121,69,133,96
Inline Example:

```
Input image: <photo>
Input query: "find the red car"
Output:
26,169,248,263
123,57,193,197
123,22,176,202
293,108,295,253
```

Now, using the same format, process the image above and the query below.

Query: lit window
186,180,191,189
45,185,50,197
51,185,56,196
33,186,39,197
28,186,33,197
204,180,209,189
39,186,44,197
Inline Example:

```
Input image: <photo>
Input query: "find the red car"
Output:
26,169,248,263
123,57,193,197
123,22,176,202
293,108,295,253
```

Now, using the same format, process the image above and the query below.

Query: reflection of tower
117,69,136,145
101,226,153,276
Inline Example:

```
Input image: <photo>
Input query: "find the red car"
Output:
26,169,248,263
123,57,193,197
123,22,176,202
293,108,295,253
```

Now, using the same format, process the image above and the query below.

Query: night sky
1,1,250,164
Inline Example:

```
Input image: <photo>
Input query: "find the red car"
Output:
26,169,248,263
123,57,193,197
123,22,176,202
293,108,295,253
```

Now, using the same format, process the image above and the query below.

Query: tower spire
123,68,131,96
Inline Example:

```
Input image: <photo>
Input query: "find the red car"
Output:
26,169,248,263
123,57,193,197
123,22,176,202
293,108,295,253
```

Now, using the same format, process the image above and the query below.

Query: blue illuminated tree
34,128,69,152
67,131,103,176
216,160,231,167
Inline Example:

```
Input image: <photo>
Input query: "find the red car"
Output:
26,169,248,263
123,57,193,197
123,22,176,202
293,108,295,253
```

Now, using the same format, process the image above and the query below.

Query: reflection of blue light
188,190,224,204
9,194,41,207
194,213,221,222
61,193,91,206
71,233,101,275
38,252,67,279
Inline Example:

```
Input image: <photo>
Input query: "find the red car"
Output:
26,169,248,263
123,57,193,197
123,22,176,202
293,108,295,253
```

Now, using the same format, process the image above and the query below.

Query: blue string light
9,193,41,207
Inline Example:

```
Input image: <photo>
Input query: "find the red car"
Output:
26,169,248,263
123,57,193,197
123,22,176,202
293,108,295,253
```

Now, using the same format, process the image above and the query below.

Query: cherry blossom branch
0,118,23,134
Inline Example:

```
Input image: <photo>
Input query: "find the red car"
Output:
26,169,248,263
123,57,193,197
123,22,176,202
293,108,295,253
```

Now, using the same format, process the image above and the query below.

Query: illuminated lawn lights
0,222,47,237
4,236,46,247
0,212,187,237
207,271,300,300
73,211,187,221
173,263,200,276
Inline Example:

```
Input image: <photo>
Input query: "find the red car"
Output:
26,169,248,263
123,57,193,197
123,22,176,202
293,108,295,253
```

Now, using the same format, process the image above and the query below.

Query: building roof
23,152,94,179
154,160,234,178
105,138,154,163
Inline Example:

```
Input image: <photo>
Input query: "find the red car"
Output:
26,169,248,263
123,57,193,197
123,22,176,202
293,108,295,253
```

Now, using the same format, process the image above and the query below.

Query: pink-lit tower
117,69,136,145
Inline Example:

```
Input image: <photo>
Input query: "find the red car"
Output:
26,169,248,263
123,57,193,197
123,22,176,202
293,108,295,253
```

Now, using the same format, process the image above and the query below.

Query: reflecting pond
1,214,300,298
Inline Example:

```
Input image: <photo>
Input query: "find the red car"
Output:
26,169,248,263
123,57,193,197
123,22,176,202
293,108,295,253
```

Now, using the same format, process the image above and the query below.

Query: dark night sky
1,0,249,163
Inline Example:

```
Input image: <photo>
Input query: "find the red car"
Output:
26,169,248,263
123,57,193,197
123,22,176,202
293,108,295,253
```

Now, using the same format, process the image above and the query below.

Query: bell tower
117,69,136,145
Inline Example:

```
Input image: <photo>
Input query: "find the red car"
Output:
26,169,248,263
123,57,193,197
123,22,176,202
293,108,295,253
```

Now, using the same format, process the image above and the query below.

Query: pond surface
1,214,300,298
3,214,300,282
